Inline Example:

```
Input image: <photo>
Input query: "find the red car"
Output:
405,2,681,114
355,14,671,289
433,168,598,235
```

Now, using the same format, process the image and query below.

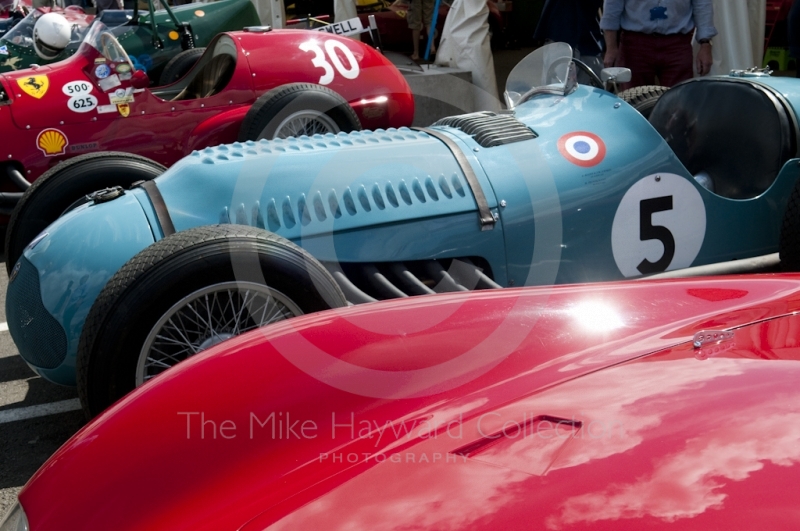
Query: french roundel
557,131,606,167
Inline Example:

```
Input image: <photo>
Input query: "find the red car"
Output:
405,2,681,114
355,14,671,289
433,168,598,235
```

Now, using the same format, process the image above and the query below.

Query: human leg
408,0,423,60
655,32,694,86
618,30,658,88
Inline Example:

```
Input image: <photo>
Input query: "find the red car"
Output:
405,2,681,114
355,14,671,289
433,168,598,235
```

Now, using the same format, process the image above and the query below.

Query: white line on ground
0,399,81,424
0,323,7,332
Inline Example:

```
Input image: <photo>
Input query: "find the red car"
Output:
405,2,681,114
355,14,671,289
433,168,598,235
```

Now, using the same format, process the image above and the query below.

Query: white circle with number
611,172,706,277
62,80,93,96
67,94,98,113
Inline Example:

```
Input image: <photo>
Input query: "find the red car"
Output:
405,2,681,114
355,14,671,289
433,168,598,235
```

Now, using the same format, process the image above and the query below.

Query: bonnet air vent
452,416,582,476
433,111,537,147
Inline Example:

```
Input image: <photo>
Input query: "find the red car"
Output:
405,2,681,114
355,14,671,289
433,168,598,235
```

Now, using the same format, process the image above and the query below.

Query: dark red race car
6,274,800,530
0,21,414,216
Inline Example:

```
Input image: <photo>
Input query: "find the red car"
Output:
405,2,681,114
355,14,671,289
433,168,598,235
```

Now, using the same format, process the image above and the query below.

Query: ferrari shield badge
18,75,49,99
117,103,130,117
36,128,68,156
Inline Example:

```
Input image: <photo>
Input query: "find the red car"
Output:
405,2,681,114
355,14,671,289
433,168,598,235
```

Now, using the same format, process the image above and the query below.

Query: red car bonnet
19,275,800,530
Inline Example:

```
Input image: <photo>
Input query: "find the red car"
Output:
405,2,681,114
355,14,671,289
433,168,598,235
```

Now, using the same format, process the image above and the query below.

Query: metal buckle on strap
412,127,496,230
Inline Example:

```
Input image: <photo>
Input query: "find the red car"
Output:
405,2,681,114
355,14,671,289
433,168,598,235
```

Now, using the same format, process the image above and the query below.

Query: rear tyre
618,85,669,118
76,224,348,417
780,178,800,270
5,152,165,274
238,83,361,141
158,47,206,86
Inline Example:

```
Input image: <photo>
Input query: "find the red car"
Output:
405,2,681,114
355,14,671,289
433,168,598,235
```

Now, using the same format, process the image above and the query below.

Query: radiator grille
7,257,68,369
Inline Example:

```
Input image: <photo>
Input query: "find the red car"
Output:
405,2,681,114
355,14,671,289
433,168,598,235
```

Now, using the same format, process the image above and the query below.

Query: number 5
637,196,675,274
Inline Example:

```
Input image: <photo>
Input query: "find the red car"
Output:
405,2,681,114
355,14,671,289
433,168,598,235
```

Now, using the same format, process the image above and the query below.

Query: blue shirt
600,0,717,41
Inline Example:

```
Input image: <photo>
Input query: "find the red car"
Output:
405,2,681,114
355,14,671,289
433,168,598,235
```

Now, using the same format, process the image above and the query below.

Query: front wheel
5,152,165,274
238,83,361,141
76,224,348,417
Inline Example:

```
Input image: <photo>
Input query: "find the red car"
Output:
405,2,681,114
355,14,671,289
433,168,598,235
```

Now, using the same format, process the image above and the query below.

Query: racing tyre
5,152,165,275
158,47,206,86
238,83,361,141
76,224,348,417
618,85,669,118
780,178,800,270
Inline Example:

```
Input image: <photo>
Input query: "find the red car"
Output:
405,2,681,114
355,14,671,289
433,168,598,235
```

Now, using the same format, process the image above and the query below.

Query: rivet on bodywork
614,102,621,108
25,125,30,129
500,199,507,207
655,175,661,182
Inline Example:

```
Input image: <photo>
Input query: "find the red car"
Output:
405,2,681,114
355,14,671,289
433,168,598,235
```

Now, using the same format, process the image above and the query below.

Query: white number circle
68,94,98,113
62,81,93,96
611,172,706,277
324,40,359,80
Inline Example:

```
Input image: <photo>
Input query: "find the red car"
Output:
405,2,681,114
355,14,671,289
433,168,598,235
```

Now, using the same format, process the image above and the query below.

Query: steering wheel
573,58,604,88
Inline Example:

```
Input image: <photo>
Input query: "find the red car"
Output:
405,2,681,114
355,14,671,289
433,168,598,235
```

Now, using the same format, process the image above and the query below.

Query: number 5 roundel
611,173,706,277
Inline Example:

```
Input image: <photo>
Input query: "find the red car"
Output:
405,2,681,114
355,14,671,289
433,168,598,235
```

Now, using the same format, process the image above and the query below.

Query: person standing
600,0,717,87
789,0,800,76
408,0,436,61
534,0,605,77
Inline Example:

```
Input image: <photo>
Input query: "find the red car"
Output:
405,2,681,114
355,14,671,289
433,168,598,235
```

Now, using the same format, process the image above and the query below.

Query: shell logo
36,128,68,157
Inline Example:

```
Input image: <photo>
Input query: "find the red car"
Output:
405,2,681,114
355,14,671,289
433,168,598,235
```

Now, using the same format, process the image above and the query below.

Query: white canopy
435,0,500,111
696,0,765,76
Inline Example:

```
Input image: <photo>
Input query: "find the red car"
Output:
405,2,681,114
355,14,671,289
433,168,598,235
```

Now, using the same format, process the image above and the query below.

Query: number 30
299,40,360,85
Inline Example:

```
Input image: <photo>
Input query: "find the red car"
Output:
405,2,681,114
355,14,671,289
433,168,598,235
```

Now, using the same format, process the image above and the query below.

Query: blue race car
8,42,800,416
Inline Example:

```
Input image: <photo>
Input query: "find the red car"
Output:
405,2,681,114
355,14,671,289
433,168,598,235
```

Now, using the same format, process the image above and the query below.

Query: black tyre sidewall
5,154,164,274
158,47,206,86
80,233,346,416
240,85,361,141
780,178,800,270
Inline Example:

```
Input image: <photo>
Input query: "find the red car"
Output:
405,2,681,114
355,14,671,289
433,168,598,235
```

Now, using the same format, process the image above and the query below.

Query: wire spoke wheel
268,110,341,139
136,281,303,385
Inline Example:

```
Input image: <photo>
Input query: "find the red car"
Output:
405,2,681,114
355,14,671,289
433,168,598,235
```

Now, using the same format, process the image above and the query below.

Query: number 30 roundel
611,173,706,277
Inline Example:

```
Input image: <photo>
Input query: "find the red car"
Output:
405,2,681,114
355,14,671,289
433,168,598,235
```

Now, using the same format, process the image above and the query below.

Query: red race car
6,275,800,530
0,22,414,215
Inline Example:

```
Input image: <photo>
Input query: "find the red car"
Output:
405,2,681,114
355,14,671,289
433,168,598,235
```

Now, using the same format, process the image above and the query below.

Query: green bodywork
0,0,259,78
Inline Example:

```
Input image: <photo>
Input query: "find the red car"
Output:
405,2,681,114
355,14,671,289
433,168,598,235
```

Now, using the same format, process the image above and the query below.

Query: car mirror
130,69,149,89
601,67,631,83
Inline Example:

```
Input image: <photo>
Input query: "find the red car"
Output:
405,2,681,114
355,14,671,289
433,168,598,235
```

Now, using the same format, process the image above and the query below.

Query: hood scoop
452,415,581,476
433,111,537,147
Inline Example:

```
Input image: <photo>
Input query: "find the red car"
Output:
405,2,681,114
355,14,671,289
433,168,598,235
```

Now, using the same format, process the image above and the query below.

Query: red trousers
618,30,694,88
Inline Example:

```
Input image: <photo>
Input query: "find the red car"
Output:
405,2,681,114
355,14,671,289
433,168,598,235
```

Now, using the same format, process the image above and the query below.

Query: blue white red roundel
557,131,606,167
